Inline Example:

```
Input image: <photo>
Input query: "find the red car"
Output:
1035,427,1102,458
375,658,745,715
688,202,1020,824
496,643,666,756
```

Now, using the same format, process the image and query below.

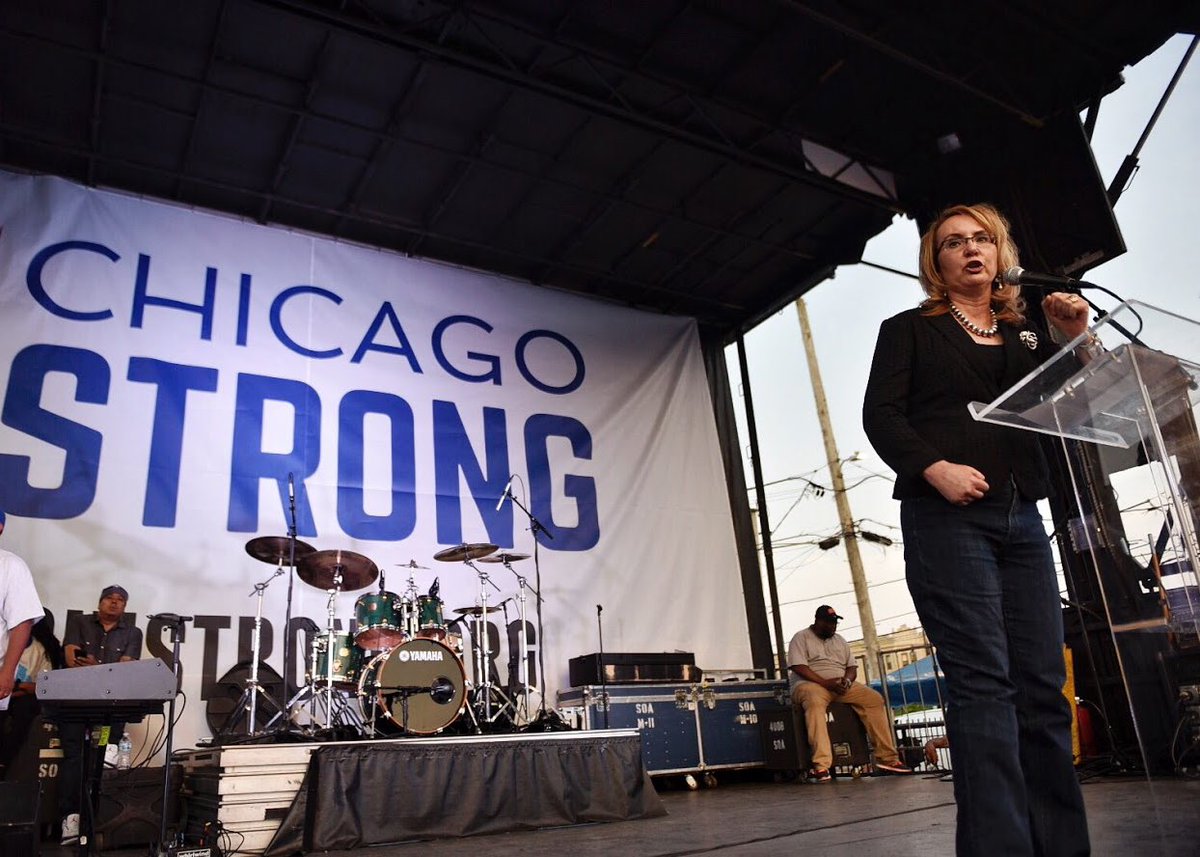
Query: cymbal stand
464,559,509,724
498,557,539,725
403,574,420,638
320,565,345,731
221,562,287,737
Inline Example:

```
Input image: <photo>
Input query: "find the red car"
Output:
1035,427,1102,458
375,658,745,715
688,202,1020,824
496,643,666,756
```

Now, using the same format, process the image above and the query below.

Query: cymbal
297,549,378,591
455,605,501,615
395,559,430,570
478,551,531,564
432,543,498,562
245,536,315,565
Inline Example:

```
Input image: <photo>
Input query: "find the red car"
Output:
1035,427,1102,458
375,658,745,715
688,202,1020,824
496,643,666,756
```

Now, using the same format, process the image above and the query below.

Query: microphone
288,472,295,504
495,475,515,511
1001,266,1091,290
149,613,194,625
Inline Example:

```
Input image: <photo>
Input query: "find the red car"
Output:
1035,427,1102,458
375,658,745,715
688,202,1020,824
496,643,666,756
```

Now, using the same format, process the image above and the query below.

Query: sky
725,34,1200,653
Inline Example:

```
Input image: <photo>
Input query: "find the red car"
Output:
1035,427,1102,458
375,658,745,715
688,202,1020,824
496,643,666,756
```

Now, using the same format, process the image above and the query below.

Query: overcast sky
726,34,1200,648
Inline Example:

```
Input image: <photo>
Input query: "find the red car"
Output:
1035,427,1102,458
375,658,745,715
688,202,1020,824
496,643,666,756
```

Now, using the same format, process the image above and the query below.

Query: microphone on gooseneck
1001,266,1090,290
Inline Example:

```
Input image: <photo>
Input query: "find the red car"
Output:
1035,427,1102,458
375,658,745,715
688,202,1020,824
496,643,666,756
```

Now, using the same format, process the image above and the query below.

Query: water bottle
116,732,133,770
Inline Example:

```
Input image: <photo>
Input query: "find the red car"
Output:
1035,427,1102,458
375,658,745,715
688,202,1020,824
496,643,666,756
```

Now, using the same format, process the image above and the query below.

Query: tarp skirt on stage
265,731,665,854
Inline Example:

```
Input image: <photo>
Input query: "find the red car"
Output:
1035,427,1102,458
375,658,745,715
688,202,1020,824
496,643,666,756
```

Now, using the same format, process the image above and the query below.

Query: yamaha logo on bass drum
398,649,445,662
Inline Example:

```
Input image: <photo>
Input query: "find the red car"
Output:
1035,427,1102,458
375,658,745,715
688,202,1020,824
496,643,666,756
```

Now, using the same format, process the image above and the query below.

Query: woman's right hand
923,460,989,506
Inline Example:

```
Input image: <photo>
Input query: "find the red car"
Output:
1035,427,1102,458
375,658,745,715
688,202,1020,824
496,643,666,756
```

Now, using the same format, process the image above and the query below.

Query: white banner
0,171,749,750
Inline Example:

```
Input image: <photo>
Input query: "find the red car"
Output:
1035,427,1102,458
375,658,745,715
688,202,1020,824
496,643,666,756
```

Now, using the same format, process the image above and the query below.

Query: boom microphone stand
282,474,299,729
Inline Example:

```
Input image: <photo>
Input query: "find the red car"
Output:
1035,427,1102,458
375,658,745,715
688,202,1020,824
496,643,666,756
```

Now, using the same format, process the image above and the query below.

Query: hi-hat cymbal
245,536,315,566
432,543,498,562
478,551,531,564
297,549,378,591
455,605,501,615
395,559,430,570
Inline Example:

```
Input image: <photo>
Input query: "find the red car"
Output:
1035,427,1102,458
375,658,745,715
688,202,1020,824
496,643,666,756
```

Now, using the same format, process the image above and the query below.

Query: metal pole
794,297,882,681
735,335,788,678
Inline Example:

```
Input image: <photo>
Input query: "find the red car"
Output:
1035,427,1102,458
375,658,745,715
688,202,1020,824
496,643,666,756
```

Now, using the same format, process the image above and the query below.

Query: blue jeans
902,481,1089,857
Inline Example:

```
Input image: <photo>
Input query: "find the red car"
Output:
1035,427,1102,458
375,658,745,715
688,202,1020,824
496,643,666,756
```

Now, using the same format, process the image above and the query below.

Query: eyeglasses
938,233,997,253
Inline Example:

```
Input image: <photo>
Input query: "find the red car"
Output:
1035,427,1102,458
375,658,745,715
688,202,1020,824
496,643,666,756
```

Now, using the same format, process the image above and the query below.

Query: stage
31,768,1200,856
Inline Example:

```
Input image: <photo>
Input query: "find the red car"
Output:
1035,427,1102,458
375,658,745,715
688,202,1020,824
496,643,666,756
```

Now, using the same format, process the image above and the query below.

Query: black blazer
862,307,1058,501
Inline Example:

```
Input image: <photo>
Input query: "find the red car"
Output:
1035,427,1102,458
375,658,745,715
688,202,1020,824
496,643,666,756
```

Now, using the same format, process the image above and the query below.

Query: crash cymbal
432,543,498,563
245,536,315,565
297,549,378,591
455,605,501,615
478,551,531,564
395,559,430,570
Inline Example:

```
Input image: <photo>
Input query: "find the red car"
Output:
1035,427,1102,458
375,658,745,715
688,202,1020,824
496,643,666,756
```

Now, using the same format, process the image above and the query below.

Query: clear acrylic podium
970,300,1200,776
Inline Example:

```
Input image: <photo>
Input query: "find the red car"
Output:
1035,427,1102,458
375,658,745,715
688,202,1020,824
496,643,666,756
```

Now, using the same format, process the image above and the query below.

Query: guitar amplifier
568,652,700,686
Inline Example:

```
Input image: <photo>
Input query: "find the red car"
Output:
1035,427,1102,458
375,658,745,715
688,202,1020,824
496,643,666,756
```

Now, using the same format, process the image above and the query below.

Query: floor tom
308,632,363,689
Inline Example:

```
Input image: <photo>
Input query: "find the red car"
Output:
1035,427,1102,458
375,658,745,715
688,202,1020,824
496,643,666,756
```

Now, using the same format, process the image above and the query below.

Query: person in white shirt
0,510,44,705
0,610,64,776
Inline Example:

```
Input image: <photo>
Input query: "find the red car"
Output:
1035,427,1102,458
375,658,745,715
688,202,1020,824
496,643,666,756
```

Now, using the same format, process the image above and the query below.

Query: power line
778,576,907,607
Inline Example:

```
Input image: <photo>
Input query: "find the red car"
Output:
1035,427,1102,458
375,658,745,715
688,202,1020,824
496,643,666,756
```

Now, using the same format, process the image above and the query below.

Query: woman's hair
917,202,1026,325
32,610,66,670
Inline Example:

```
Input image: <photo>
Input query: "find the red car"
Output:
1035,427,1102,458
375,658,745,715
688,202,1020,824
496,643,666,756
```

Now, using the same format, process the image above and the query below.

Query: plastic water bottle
116,732,133,770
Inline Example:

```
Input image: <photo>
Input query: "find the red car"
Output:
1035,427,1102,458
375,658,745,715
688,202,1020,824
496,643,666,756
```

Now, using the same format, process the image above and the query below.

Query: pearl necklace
948,301,999,337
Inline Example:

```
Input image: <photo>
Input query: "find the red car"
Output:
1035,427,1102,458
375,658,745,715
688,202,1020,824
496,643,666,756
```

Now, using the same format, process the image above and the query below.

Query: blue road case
557,678,789,777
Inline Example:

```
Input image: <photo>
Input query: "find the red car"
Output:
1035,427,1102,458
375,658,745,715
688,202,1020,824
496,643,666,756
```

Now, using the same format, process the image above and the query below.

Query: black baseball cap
815,605,843,622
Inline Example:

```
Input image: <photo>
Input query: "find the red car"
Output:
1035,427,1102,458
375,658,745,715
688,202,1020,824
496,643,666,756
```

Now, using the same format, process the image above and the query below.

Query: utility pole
794,297,882,681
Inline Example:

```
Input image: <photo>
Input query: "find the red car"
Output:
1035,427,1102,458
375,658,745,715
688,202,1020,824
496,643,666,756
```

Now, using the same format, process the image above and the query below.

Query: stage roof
1,1,1194,338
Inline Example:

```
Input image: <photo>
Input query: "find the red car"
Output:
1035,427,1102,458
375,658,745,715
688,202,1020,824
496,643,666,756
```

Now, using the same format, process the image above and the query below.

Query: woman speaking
863,203,1092,856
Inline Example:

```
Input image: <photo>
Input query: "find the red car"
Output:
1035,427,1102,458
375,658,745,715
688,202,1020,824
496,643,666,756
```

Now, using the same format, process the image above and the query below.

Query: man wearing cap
1,510,45,707
59,584,143,844
63,585,140,668
787,605,911,781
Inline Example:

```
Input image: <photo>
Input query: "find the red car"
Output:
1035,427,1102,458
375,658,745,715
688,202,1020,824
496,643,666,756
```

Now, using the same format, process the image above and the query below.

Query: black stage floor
39,770,1200,857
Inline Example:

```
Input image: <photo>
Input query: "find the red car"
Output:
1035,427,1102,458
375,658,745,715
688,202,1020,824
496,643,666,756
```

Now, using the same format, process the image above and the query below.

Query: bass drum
357,637,466,735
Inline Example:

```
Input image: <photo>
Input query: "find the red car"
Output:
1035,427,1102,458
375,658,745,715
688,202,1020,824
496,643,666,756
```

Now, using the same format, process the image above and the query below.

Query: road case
759,700,871,775
557,678,789,776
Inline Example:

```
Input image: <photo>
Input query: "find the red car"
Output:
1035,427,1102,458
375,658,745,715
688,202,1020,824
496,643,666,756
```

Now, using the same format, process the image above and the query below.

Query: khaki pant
791,681,899,769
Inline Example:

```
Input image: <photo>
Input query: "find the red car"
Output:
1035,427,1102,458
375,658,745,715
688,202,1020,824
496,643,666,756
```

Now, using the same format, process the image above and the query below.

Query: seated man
787,605,912,781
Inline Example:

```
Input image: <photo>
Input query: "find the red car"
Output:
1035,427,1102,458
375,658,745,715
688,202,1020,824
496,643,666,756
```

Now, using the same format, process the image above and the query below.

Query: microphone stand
1072,284,1149,350
596,604,609,729
153,616,191,857
507,490,569,731
1021,275,1149,349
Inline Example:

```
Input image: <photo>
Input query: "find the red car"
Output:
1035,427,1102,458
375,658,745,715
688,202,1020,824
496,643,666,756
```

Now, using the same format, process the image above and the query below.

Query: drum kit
225,535,543,740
